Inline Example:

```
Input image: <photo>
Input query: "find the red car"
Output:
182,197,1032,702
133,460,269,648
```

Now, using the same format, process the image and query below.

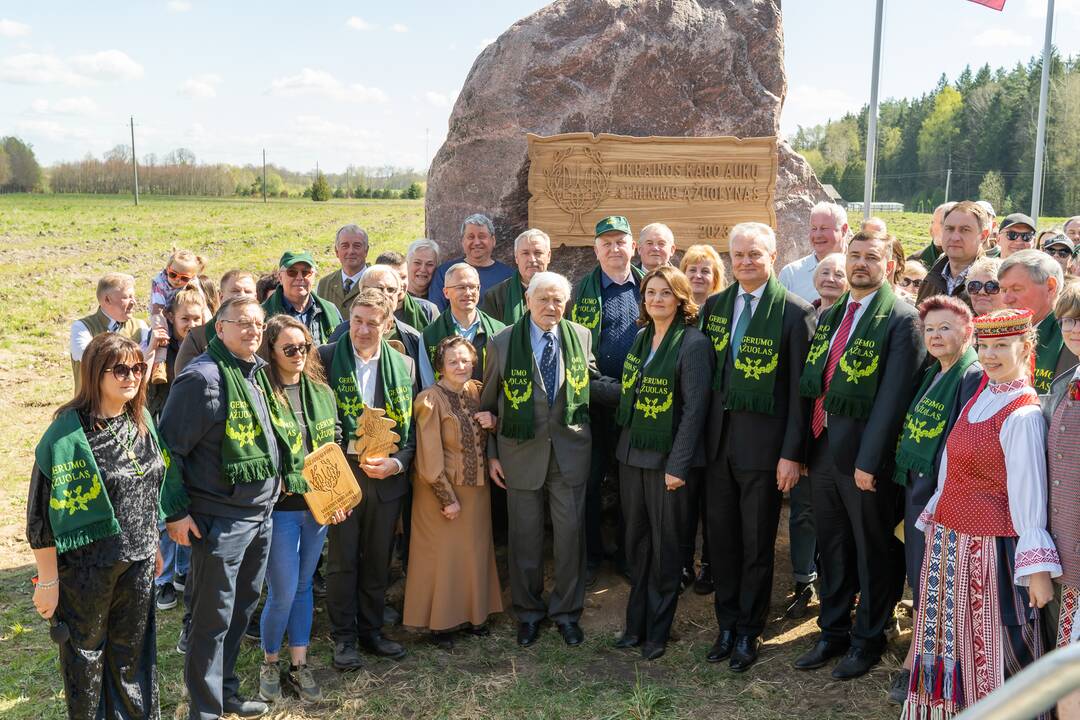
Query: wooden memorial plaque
353,405,400,461
527,132,778,252
302,443,362,525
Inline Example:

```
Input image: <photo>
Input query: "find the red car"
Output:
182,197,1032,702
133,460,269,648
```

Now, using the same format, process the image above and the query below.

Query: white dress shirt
828,289,878,354
530,319,563,396
778,253,820,303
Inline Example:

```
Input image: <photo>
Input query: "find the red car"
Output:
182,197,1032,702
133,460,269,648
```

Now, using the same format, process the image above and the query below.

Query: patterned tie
811,301,861,438
731,292,755,360
342,277,354,295
540,331,558,407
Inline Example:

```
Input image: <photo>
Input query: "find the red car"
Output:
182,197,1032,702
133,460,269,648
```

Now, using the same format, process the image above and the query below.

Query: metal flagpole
1030,0,1055,225
862,0,886,220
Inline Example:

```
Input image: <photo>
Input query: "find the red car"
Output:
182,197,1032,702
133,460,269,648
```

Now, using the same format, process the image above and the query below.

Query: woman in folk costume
27,333,188,720
903,308,1060,720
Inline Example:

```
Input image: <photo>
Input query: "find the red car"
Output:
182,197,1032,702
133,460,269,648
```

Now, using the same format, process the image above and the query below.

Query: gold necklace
99,414,145,477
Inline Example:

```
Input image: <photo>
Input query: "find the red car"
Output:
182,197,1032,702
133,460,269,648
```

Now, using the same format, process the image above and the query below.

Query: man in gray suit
480,271,618,647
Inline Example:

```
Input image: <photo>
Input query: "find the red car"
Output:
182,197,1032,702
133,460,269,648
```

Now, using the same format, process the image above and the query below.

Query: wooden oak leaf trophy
354,406,400,461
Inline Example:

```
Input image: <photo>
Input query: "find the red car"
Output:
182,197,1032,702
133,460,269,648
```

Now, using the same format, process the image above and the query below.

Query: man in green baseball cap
262,250,343,344
595,215,632,238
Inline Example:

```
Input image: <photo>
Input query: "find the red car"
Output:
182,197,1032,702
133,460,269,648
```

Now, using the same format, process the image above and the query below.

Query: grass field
0,194,995,719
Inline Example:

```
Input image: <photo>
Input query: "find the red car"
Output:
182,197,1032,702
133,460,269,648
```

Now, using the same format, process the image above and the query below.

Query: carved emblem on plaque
543,145,610,234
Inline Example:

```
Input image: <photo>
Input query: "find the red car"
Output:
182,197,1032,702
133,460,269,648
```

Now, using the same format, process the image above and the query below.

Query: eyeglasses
221,319,265,332
167,269,194,283
285,267,314,279
281,343,311,358
965,280,1001,295
1004,230,1035,243
899,277,923,288
446,284,480,293
1045,247,1074,259
104,362,148,380
1061,317,1080,332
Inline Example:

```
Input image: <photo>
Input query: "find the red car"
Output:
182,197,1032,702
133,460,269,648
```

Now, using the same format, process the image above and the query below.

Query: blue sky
0,0,1077,173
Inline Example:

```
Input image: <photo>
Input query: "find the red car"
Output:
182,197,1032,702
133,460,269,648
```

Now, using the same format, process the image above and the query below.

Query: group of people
27,201,1080,720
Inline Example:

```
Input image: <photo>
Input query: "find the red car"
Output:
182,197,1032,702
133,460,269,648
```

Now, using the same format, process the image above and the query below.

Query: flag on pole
967,0,1006,9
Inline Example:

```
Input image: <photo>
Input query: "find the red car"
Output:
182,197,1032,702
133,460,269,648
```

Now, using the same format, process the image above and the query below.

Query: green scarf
570,265,646,351
501,272,528,325
207,337,286,484
702,276,788,414
799,284,897,419
422,308,506,376
34,409,189,554
262,286,343,342
399,293,431,332
328,336,414,447
1034,313,1064,394
918,242,942,269
616,321,686,453
499,313,590,439
893,347,978,486
204,311,219,345
266,376,339,493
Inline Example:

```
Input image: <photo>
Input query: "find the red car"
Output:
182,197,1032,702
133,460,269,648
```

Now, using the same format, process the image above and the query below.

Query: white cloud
70,50,144,81
30,96,99,115
1023,0,1080,16
781,83,862,135
0,53,84,84
269,68,386,103
0,18,30,37
346,16,373,31
972,27,1033,47
477,38,495,50
180,73,222,98
424,91,450,108
16,118,91,141
390,23,408,33
167,0,192,11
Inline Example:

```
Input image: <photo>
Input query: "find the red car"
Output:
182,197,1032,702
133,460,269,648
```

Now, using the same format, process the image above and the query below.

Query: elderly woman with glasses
965,255,1005,317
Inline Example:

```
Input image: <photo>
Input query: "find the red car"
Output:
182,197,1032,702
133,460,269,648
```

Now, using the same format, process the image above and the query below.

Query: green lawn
0,194,946,719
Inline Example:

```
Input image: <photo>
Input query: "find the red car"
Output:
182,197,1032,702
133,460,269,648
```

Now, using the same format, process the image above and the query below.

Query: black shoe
888,668,911,705
172,572,187,593
333,641,364,670
785,581,817,620
383,605,402,626
311,570,326,599
678,567,693,595
359,633,406,660
641,642,666,661
222,694,269,718
793,638,849,670
155,584,178,611
431,632,454,651
244,614,261,643
706,630,735,663
585,565,599,590
729,636,761,673
465,624,490,637
614,633,641,650
693,565,714,595
517,621,541,647
557,621,584,646
175,627,189,655
831,647,881,680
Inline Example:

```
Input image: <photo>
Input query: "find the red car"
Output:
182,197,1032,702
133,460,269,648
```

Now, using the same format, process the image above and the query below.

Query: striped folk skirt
902,523,1047,720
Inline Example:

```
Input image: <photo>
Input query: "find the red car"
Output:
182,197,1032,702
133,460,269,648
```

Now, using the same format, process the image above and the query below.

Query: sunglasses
281,343,311,358
965,280,1001,295
104,362,148,380
167,269,194,283
900,277,923,288
1045,247,1075,259
1004,230,1035,243
285,267,314,279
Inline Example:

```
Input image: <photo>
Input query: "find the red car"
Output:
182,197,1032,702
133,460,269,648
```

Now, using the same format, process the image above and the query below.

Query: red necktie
1070,379,1080,401
811,301,861,438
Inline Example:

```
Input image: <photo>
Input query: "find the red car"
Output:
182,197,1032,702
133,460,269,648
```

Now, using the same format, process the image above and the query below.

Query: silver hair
445,261,479,285
813,252,846,276
460,213,496,239
968,255,1002,280
406,238,441,264
513,228,551,253
810,201,848,229
526,271,572,301
934,201,958,216
1064,216,1080,233
335,224,369,247
639,222,675,244
999,248,1063,288
729,221,777,254
360,264,401,287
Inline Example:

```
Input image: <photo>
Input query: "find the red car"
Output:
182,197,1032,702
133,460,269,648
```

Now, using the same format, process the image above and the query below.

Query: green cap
278,250,316,269
594,215,632,237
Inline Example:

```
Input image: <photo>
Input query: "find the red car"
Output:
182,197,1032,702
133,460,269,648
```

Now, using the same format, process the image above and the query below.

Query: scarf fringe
725,388,776,416
284,472,309,494
893,448,935,486
499,419,534,441
54,517,122,555
223,457,276,485
824,393,873,421
628,431,673,454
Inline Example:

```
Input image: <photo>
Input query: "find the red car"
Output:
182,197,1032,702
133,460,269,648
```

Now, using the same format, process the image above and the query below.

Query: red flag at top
968,0,1006,9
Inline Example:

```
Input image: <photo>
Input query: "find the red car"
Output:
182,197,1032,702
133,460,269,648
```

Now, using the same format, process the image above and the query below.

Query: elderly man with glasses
262,251,343,346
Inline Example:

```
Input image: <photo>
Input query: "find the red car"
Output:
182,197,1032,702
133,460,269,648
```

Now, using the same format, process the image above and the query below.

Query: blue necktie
343,277,354,294
540,331,557,406
731,293,754,360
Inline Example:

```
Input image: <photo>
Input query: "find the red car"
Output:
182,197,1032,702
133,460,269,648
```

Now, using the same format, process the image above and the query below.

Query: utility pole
944,166,952,203
862,0,885,220
1031,0,1056,224
262,149,267,203
425,127,430,170
130,116,139,206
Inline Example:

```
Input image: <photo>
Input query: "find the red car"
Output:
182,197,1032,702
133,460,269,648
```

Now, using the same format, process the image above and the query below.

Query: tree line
0,137,44,193
790,51,1080,216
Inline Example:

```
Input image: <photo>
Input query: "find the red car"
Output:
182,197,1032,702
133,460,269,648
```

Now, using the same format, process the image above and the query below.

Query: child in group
149,249,207,384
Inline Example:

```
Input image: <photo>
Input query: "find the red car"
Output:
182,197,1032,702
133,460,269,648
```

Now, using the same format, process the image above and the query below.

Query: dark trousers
586,406,622,569
186,514,271,720
326,490,403,641
682,467,710,571
620,464,687,645
507,454,587,624
707,457,782,638
808,433,898,652
58,556,157,720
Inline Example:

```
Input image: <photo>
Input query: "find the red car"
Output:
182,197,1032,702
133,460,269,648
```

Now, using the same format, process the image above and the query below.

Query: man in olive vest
69,273,152,393
316,224,369,315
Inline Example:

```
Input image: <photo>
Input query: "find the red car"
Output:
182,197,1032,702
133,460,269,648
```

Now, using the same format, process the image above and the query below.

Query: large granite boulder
425,0,825,279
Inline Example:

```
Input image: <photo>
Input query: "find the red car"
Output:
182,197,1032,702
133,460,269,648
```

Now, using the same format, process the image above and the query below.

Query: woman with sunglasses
965,256,1005,317
26,333,188,720
257,315,344,705
898,260,928,304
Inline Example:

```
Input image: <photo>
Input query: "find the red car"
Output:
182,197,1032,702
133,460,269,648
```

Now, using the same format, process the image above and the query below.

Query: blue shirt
426,258,514,312
596,270,641,379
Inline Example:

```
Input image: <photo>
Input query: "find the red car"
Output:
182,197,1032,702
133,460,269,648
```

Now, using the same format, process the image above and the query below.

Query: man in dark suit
701,223,816,672
327,265,425,373
794,229,925,680
316,224,369,315
318,289,416,670
480,271,618,648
